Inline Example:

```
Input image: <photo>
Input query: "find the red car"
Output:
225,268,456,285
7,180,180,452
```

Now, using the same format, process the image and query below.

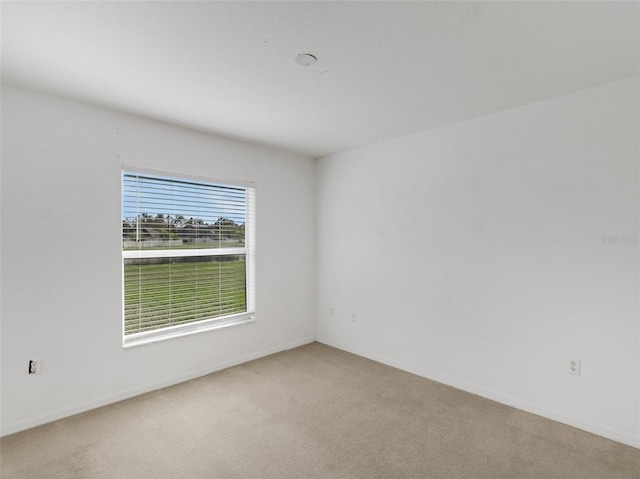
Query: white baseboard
316,336,640,450
1,336,315,437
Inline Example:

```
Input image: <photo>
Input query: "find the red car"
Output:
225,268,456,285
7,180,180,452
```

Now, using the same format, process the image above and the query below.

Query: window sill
123,313,255,348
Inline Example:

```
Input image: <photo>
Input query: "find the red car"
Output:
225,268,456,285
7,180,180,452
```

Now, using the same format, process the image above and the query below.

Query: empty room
1,1,639,478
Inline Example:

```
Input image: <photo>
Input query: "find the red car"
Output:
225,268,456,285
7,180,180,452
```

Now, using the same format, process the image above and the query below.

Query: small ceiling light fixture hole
295,53,317,66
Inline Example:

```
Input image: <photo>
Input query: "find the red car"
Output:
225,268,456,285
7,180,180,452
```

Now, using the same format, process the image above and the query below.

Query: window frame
121,166,256,348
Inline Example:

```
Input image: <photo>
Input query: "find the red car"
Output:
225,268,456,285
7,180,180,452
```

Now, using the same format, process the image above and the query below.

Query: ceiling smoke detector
295,53,317,66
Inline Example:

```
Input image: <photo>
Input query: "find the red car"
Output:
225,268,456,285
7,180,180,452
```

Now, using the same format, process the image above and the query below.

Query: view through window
122,168,255,346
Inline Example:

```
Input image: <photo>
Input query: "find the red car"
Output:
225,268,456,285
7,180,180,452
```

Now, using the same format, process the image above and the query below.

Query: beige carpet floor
1,342,638,478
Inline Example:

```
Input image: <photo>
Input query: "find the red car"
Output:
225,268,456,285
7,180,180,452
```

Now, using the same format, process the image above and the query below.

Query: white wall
0,86,316,435
316,78,640,448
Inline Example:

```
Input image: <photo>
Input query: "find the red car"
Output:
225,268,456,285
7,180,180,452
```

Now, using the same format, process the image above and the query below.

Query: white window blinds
122,168,255,346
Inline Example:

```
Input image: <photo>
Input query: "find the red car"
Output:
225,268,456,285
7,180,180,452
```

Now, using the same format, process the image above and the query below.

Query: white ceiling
2,1,638,158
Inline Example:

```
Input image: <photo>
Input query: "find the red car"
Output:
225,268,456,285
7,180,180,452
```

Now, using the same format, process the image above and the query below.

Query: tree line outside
122,213,245,246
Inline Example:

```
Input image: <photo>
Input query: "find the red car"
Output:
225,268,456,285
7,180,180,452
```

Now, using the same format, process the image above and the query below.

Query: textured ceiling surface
2,1,638,157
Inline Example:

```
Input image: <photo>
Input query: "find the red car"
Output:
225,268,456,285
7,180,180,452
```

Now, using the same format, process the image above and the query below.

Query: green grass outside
124,258,247,335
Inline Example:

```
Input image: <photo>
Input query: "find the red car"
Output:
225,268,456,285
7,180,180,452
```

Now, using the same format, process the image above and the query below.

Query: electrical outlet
569,359,581,376
329,308,334,317
351,312,357,323
28,358,41,375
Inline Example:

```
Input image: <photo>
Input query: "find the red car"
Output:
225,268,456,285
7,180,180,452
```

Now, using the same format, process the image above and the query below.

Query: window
122,167,255,347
